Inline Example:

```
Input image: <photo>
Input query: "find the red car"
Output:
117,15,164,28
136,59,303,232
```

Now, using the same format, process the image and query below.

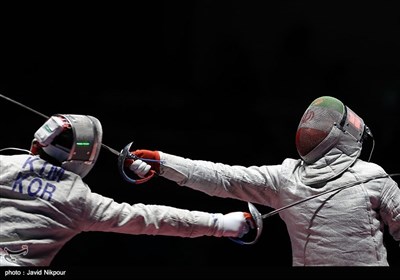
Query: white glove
129,159,151,178
216,212,251,238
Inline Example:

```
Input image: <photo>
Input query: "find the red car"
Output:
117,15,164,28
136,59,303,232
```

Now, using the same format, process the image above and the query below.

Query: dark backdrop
1,1,399,277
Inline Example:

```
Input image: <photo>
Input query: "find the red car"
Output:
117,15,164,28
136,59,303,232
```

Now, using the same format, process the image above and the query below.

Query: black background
1,1,399,277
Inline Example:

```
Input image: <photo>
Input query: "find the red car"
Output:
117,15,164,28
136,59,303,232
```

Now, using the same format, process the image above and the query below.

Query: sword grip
118,141,156,184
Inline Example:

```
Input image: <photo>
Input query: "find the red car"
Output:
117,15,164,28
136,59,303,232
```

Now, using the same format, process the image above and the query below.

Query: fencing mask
295,96,370,164
31,114,103,178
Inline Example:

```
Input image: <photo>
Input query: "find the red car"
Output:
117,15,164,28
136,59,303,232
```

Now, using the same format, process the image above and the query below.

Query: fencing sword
3,93,398,245
0,93,155,184
230,173,392,245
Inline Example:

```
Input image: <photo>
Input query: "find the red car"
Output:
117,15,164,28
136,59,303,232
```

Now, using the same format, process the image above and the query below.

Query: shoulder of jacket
351,159,388,178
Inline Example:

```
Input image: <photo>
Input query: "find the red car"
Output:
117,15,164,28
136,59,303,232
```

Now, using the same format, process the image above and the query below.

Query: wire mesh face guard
33,114,103,178
295,96,366,164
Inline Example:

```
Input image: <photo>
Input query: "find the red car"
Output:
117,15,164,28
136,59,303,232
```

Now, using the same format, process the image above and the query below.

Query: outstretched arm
128,150,282,206
82,191,254,239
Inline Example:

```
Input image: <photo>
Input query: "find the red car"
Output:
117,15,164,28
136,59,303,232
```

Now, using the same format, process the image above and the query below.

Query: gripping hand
217,212,256,238
124,149,161,177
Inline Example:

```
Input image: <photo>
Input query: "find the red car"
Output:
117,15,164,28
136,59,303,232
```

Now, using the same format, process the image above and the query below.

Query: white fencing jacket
159,146,400,266
0,154,229,266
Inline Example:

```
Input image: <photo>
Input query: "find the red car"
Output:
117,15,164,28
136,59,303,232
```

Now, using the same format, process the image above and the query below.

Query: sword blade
1,93,122,157
260,175,388,219
101,143,120,156
0,93,49,119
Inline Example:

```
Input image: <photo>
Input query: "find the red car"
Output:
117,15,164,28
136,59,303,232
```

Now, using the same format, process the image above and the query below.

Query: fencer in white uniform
129,96,400,266
0,114,253,266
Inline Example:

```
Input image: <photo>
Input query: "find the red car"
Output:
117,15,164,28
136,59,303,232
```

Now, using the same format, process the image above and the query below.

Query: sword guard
229,202,263,245
118,141,156,184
